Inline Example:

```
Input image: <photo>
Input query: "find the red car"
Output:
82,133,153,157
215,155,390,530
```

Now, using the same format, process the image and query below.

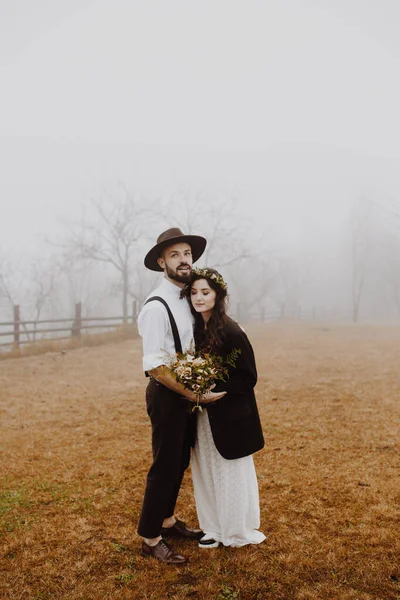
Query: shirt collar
160,276,184,297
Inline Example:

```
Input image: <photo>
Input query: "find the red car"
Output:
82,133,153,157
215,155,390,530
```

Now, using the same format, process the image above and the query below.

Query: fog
1,0,400,327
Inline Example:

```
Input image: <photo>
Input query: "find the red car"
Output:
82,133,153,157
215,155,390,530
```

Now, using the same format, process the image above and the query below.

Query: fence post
13,305,20,349
71,302,82,337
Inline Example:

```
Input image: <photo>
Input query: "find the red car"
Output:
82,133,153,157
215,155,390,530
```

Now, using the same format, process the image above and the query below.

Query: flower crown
191,267,227,290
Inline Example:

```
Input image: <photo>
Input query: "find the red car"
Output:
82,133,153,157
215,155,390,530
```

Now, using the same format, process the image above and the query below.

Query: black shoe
198,536,219,548
160,519,203,540
141,539,187,564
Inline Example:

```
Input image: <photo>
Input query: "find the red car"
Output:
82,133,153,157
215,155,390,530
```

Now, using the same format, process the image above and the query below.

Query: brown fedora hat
144,227,207,272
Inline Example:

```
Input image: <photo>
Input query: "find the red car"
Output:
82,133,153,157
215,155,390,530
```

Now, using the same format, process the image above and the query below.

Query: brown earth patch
1,322,399,599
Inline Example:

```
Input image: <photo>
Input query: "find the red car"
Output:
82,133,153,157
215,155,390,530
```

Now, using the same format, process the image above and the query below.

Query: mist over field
1,0,400,329
1,5,400,599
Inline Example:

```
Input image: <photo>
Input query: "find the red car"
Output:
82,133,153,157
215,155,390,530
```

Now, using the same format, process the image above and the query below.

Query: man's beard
165,263,192,284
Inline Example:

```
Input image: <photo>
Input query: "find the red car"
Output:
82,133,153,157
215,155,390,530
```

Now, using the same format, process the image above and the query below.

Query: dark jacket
198,316,265,460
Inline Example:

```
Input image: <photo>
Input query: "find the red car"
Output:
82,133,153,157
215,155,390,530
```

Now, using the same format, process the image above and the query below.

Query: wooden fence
0,302,138,350
0,301,353,351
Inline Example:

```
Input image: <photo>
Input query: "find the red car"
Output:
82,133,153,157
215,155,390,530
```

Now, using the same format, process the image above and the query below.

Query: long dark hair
185,268,228,351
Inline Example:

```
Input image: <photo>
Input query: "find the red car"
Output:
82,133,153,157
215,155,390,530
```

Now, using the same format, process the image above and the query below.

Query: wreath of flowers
191,268,228,290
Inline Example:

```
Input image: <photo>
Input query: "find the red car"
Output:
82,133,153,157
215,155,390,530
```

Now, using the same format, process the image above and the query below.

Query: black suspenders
144,296,183,354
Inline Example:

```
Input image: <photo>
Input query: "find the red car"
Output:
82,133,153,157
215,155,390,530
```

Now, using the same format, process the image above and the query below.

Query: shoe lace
159,539,171,552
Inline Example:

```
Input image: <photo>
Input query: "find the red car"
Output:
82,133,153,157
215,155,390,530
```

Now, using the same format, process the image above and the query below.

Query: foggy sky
1,0,400,252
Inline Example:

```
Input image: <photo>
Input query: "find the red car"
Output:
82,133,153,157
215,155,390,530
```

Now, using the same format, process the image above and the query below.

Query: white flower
192,357,206,366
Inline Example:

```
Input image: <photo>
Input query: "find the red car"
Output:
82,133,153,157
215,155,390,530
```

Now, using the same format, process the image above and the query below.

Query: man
137,228,226,564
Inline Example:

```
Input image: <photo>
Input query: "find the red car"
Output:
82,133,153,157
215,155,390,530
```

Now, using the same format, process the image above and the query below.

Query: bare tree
29,260,59,322
228,256,278,322
155,189,279,322
57,184,155,322
0,254,24,313
272,255,310,319
350,198,374,322
0,260,16,310
372,194,400,221
161,190,255,268
127,260,157,309
0,255,35,342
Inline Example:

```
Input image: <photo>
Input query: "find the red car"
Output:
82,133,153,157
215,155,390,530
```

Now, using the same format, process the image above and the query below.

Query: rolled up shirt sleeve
138,303,173,372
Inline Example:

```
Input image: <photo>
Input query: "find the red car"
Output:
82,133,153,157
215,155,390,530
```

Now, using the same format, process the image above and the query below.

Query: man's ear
157,256,165,270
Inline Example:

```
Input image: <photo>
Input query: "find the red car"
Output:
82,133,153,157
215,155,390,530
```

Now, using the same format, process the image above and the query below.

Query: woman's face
190,278,217,320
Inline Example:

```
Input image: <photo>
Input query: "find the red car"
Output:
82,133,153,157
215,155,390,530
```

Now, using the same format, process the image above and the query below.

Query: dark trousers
137,379,195,539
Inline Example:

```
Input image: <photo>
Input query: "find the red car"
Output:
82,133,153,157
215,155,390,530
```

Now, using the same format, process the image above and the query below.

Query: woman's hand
149,366,226,404
185,384,226,404
198,384,226,404
200,390,227,404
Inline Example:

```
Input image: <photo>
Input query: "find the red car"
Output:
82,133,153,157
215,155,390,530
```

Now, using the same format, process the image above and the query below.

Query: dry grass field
1,322,399,600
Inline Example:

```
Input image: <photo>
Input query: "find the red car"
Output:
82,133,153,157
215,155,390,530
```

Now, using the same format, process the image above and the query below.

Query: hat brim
144,235,207,272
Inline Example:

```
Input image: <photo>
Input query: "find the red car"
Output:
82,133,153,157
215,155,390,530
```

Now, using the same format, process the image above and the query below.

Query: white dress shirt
138,277,195,372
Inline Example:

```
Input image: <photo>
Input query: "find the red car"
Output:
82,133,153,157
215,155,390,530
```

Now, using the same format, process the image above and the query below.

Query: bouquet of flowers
167,349,240,412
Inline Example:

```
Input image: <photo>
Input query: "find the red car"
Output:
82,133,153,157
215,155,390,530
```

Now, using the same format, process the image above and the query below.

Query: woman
187,267,265,548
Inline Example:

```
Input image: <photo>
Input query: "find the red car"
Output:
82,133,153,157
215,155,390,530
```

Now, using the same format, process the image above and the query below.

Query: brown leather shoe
141,539,188,564
160,519,203,540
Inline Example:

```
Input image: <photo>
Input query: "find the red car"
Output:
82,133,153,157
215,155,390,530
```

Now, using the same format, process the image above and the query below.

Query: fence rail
0,301,357,351
0,302,138,350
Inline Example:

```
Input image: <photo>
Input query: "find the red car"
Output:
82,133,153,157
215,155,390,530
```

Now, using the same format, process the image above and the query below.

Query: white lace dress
191,408,266,547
